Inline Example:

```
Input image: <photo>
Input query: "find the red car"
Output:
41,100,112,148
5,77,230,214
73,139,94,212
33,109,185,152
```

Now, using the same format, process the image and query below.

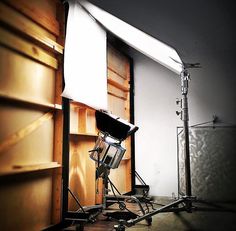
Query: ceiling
89,0,236,63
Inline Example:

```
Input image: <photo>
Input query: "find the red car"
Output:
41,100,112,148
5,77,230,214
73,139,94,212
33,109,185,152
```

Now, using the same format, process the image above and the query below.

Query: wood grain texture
0,27,58,69
0,0,64,229
3,0,59,36
0,162,61,176
0,2,63,54
107,45,132,194
69,135,96,209
0,172,53,231
0,46,56,107
0,111,53,154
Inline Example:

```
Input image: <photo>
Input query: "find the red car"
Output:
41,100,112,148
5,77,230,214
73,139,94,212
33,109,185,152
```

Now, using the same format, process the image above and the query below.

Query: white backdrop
62,0,107,109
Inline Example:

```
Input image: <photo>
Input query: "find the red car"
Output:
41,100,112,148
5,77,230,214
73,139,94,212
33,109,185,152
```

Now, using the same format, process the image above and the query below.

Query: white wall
133,52,181,197
89,0,236,198
133,49,236,197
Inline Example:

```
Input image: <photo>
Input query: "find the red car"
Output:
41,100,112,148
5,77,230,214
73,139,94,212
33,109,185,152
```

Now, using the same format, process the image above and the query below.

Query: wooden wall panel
0,173,53,231
107,46,129,79
69,135,96,209
0,0,64,229
107,45,132,195
3,0,59,37
108,95,126,118
0,105,54,168
108,69,125,85
108,85,127,100
66,37,132,210
109,161,131,194
70,104,79,134
0,46,55,106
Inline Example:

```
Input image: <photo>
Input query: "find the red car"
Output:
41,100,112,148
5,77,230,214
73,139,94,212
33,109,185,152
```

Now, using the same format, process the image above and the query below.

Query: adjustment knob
176,98,181,105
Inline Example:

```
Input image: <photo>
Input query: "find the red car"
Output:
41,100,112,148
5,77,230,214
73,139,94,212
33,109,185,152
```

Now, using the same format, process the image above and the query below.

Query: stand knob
176,111,181,116
176,98,181,105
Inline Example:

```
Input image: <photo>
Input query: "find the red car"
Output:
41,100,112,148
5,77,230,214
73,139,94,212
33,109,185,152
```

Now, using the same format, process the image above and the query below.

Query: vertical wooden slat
52,110,63,223
52,0,65,224
78,108,87,134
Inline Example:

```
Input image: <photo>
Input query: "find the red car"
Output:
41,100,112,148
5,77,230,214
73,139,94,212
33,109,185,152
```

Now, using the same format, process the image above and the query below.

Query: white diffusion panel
62,0,107,109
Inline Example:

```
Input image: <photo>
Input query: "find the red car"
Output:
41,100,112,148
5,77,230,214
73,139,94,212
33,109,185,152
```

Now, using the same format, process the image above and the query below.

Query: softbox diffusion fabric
78,0,183,75
62,0,107,109
62,0,183,109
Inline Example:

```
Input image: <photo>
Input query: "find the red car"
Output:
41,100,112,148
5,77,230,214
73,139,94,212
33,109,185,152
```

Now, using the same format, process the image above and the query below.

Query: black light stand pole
180,69,192,198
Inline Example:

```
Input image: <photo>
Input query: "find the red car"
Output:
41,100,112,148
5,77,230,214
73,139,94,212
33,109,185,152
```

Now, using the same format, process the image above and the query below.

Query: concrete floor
126,201,236,231
127,211,236,231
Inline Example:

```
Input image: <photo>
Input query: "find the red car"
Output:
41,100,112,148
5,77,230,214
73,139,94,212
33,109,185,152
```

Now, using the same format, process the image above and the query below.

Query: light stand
177,68,194,207
114,64,236,231
113,68,196,231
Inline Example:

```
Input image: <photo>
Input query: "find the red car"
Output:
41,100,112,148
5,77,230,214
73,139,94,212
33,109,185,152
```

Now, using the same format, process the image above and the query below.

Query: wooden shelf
70,132,98,137
0,162,61,177
0,93,62,110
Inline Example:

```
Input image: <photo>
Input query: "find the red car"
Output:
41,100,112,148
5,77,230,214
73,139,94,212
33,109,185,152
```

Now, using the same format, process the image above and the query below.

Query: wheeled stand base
114,195,197,230
114,194,236,230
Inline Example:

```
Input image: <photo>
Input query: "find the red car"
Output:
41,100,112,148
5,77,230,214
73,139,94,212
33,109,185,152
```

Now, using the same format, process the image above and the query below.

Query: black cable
108,177,121,195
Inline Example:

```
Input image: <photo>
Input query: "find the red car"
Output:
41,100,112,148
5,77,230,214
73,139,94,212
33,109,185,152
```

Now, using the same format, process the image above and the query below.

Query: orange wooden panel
0,105,54,168
0,172,53,231
69,135,96,209
108,69,125,85
107,45,132,194
107,46,129,79
3,0,59,37
0,2,63,53
108,94,126,118
108,84,127,100
0,46,56,105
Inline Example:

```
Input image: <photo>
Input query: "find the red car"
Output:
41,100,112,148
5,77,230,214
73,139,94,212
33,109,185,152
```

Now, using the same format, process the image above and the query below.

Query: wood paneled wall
107,45,132,194
68,45,132,209
69,103,97,210
0,0,64,230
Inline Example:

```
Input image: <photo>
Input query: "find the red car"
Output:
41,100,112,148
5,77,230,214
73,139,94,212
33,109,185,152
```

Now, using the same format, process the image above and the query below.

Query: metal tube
180,70,192,198
126,198,185,226
68,187,86,213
